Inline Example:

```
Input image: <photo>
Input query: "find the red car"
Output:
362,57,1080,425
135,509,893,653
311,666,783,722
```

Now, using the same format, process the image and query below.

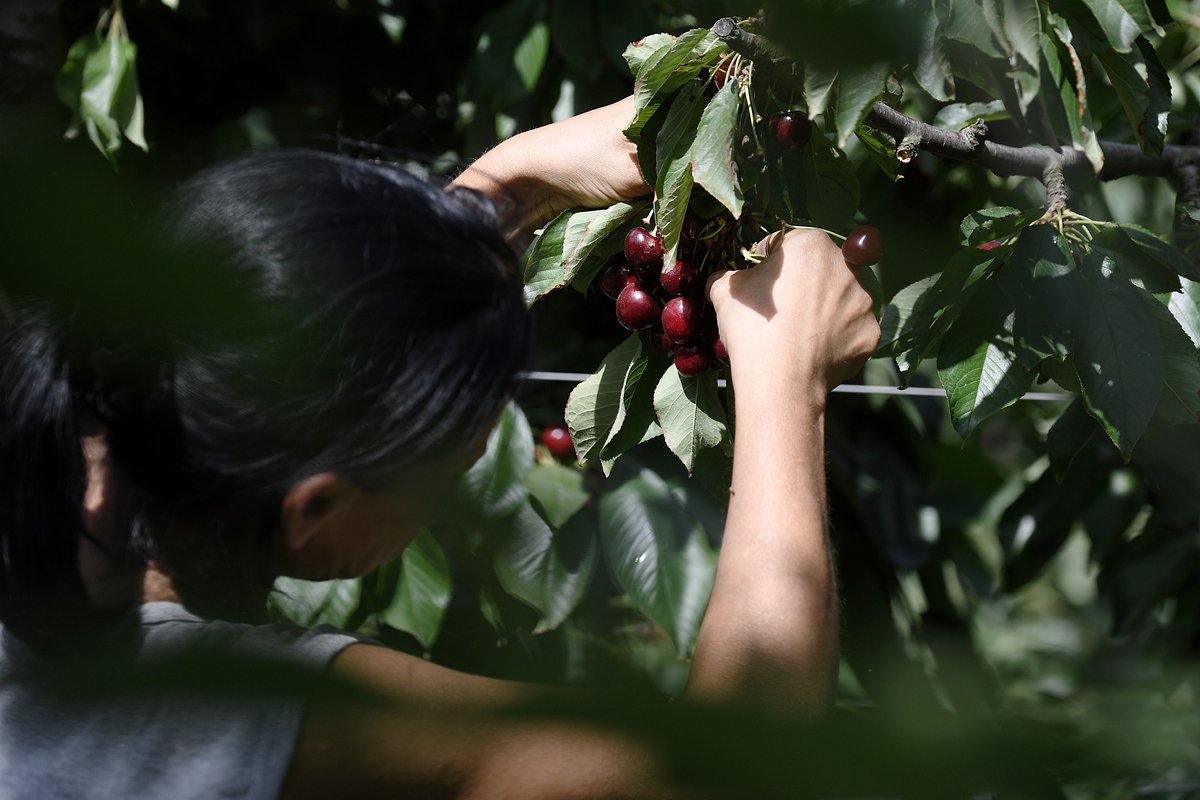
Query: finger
706,268,732,306
751,230,783,257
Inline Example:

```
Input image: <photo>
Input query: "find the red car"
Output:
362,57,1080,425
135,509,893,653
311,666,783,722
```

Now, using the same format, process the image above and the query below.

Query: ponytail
0,305,94,651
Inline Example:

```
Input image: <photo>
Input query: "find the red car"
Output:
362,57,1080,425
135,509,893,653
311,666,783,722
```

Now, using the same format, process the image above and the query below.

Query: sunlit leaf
937,279,1036,436
458,402,533,518
493,502,597,632
566,335,645,463
598,465,718,655
381,531,452,651
691,82,744,218
653,367,728,473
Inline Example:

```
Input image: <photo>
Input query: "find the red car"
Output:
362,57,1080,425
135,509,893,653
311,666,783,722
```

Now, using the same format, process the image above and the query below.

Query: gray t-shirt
0,601,360,799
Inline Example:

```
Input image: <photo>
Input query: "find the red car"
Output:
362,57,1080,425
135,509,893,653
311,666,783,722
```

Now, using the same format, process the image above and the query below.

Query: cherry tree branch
712,18,1200,182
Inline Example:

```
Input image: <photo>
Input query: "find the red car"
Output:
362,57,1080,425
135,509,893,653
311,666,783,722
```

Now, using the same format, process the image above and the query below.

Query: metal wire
518,371,1073,403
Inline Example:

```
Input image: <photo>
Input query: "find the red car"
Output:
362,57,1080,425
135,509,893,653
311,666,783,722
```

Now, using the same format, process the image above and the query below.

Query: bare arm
449,96,649,241
281,230,878,797
686,230,880,715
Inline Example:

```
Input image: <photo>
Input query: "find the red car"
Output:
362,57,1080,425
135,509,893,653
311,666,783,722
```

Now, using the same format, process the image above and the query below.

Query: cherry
540,423,574,460
976,240,1002,251
711,333,730,367
673,343,711,376
650,325,674,354
712,59,735,89
598,258,638,300
661,296,703,343
842,225,883,266
624,227,664,272
769,111,812,150
660,258,700,297
616,283,662,331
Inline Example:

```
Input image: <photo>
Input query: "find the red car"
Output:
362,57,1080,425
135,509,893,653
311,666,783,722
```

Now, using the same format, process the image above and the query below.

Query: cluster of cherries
597,224,731,376
597,217,882,376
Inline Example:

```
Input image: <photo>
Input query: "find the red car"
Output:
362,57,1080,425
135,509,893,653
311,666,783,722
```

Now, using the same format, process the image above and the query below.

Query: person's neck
141,562,273,624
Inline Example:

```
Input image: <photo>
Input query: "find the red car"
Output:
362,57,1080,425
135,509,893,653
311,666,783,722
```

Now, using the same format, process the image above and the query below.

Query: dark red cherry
661,296,703,343
598,258,638,300
660,258,700,297
711,333,730,367
624,227,664,272
975,240,1001,251
673,343,710,376
842,225,883,266
616,283,662,331
540,423,574,460
769,111,813,150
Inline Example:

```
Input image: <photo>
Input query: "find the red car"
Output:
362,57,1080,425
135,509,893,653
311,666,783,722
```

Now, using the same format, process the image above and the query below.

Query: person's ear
280,472,353,553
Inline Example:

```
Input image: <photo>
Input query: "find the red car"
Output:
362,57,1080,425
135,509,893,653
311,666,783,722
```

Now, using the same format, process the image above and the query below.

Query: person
0,96,880,798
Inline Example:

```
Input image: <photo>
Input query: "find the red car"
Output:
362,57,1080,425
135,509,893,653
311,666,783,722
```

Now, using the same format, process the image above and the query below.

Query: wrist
729,355,830,416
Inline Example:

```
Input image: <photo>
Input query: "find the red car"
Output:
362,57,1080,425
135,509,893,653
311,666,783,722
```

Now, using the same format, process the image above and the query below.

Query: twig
712,17,1200,182
1043,160,1068,213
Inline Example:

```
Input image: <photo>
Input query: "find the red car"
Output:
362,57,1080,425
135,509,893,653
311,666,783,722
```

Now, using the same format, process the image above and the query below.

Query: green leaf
270,577,362,628
458,402,533,518
523,209,574,305
933,100,1008,130
804,65,838,119
855,126,901,181
1080,0,1147,51
1001,225,1081,365
524,462,590,528
800,128,860,231
690,82,744,218
960,206,1025,246
1118,224,1200,282
1046,396,1098,481
653,367,727,473
566,335,644,463
1091,225,1182,292
1098,37,1171,156
56,26,148,160
1072,250,1164,457
626,29,720,138
599,348,670,475
493,502,597,632
1115,0,1157,30
623,33,677,76
561,201,648,291
937,279,1036,436
1140,292,1200,424
916,9,956,102
654,88,706,188
513,21,549,92
1001,0,1043,70
879,246,999,375
598,466,718,655
834,62,889,149
1168,278,1200,348
381,530,452,651
1044,17,1104,172
939,0,1006,58
656,154,696,267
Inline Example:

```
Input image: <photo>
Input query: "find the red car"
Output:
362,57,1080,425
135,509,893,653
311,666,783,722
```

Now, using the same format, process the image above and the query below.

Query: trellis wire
519,371,1073,403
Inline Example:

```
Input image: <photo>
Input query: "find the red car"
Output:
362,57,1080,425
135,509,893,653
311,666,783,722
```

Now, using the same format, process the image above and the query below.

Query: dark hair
0,149,532,650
